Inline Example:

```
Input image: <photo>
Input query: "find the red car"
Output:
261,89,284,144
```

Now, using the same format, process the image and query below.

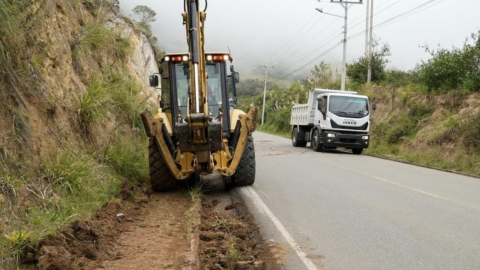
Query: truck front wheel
232,135,256,186
292,127,307,147
352,148,363,155
149,139,177,192
311,130,324,152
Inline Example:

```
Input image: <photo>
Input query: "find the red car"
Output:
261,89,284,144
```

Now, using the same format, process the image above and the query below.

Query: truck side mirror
149,74,159,87
372,102,377,111
317,100,322,112
234,72,240,83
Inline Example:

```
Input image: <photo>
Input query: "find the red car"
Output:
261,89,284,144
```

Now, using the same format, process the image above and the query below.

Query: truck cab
291,89,375,154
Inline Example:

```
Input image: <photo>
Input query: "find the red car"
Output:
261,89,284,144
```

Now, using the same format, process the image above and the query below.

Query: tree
347,39,390,85
302,61,340,90
133,5,156,25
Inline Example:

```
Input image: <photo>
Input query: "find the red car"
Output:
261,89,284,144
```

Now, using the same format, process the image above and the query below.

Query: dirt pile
199,199,280,270
27,191,199,270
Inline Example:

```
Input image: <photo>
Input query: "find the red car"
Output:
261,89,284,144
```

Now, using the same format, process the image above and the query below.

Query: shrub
418,31,480,92
79,78,110,126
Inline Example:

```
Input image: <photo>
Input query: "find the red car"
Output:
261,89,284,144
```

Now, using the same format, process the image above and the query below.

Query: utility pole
367,0,374,83
316,0,363,91
253,65,274,125
365,0,370,55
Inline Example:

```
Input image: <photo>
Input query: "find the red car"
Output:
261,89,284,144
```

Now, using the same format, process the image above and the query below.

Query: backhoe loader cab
151,53,237,137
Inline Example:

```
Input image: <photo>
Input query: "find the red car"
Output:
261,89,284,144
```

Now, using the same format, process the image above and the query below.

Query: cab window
206,63,223,115
174,63,190,117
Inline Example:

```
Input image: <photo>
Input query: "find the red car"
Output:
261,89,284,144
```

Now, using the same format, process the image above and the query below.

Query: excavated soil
199,196,281,270
31,190,198,270
25,187,281,270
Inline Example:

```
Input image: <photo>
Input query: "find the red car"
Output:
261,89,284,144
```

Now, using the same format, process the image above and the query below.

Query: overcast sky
120,0,480,78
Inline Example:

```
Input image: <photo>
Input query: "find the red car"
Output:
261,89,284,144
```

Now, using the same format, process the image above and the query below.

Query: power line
277,0,449,80
268,13,320,62
349,0,406,31
275,33,342,76
271,5,337,67
272,15,341,68
348,0,447,41
279,43,342,79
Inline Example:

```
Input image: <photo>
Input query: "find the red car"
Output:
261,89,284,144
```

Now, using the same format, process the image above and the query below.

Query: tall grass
103,133,148,184
78,72,148,129
79,78,110,127
0,0,27,74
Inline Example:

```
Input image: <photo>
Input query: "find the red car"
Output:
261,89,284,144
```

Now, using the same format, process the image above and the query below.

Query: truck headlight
362,136,369,140
327,133,336,138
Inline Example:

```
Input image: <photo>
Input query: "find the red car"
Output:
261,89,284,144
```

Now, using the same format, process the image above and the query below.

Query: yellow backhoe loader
140,0,258,191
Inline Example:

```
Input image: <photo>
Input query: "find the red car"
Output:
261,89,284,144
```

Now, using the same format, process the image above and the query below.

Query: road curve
236,132,480,270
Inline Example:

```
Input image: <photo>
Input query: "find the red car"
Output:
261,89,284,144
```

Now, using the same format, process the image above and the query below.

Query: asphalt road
237,131,480,270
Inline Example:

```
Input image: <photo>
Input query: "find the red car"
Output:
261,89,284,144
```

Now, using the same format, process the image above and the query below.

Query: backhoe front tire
149,139,176,192
232,136,256,186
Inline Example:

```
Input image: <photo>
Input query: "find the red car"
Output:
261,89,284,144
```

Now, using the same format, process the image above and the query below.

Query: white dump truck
290,89,375,154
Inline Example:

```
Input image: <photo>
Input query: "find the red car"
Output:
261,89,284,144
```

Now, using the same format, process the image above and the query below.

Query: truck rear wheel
352,148,363,155
292,127,307,147
232,135,256,186
149,139,176,192
311,130,324,152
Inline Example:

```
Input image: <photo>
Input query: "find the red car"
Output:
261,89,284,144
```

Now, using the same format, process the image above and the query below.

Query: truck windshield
329,96,369,118
174,63,223,116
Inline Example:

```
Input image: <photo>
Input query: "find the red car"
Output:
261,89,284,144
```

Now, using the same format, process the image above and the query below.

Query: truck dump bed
291,89,358,126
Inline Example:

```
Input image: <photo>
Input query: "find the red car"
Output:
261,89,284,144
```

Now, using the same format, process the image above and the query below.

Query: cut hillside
0,0,161,268
363,85,480,176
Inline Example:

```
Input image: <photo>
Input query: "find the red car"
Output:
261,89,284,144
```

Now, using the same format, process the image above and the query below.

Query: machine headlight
362,136,369,140
327,133,336,138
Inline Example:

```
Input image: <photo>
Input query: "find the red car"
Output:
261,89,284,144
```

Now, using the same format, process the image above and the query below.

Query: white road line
373,176,442,199
241,186,320,270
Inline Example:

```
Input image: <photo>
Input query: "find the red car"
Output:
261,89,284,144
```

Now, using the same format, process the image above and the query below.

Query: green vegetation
103,133,149,184
73,13,132,62
418,32,480,92
79,78,110,127
347,40,391,85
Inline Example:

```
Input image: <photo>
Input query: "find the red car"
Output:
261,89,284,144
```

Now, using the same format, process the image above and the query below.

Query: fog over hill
120,0,480,77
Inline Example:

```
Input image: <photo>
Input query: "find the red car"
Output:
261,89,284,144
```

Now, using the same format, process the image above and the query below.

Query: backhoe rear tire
149,139,176,192
232,136,256,186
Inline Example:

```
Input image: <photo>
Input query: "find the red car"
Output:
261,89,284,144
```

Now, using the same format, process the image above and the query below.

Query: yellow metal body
142,0,258,180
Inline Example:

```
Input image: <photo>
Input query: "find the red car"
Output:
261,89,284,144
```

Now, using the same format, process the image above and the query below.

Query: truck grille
331,120,368,131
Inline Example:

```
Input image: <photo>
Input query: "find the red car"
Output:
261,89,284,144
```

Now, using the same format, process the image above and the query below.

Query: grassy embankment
0,0,155,267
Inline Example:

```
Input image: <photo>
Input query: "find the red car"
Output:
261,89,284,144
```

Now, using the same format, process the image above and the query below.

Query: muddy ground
25,185,282,270
199,193,281,270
